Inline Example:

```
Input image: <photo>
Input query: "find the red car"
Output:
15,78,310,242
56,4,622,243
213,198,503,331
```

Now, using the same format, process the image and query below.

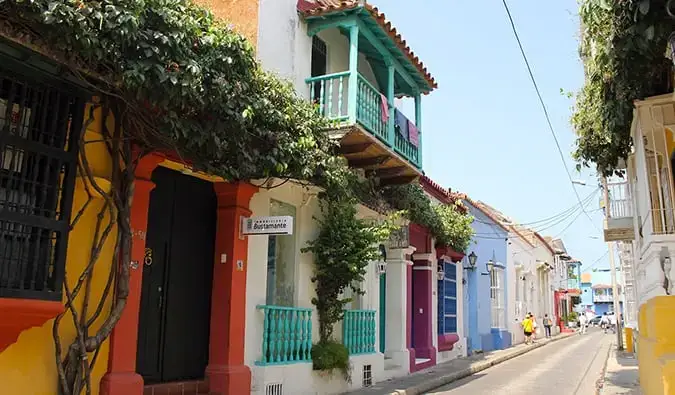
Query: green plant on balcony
382,183,474,252
572,0,673,174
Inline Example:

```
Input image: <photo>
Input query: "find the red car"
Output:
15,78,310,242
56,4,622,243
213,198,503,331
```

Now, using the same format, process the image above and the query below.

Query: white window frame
490,265,506,329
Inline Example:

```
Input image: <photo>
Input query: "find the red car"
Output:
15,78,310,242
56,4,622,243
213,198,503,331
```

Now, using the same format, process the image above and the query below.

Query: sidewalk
599,342,640,395
346,332,576,395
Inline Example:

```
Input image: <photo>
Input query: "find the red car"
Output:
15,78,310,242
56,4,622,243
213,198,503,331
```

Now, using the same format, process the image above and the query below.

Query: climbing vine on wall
0,0,353,393
572,0,674,174
302,184,399,378
0,0,345,184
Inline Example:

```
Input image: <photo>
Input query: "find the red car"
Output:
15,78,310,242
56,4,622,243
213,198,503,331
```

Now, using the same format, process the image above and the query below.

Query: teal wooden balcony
343,309,377,355
255,305,313,366
307,72,421,174
299,2,438,185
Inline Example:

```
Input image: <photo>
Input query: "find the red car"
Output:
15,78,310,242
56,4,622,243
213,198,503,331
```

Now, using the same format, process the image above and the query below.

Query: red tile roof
419,176,468,214
297,0,437,92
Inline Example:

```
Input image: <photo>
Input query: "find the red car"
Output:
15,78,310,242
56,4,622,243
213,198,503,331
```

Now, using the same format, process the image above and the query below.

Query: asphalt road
426,328,614,395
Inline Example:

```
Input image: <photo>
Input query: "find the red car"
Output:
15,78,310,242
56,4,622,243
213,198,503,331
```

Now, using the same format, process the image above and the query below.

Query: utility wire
471,187,600,230
500,0,602,234
581,250,610,273
472,189,599,238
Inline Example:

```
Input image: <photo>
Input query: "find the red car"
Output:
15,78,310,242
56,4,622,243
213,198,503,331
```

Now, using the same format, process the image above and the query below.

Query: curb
595,340,614,395
388,332,578,395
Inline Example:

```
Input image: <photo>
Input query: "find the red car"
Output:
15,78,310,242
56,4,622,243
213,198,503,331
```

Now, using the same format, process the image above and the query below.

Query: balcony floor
335,124,422,184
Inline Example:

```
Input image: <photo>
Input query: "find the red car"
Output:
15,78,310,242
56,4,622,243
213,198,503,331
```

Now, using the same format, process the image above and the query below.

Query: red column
205,181,258,395
100,153,163,395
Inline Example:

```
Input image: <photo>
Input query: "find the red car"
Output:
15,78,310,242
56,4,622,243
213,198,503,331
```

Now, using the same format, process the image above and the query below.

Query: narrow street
427,329,613,395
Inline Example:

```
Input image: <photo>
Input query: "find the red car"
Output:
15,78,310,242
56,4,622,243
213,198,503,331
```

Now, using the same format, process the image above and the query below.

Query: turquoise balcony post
256,305,313,365
347,24,359,124
414,92,423,168
343,309,377,355
386,63,395,148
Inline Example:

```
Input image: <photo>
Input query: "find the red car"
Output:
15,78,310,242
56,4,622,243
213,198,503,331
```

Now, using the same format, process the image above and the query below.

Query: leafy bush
311,340,351,381
383,183,474,252
572,0,673,174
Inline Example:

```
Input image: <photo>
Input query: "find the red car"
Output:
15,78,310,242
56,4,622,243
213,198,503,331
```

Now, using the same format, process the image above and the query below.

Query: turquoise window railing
306,72,421,169
256,305,313,365
343,309,377,355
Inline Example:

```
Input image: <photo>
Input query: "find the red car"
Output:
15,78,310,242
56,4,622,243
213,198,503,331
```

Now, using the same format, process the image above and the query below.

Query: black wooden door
137,166,216,384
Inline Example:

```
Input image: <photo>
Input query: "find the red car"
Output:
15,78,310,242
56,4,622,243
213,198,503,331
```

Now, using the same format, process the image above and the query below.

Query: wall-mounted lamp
463,251,477,271
377,260,387,276
481,259,494,276
437,264,446,281
376,244,387,276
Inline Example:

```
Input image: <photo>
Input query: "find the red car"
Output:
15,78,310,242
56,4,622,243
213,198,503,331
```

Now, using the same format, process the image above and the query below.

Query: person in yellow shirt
521,314,534,344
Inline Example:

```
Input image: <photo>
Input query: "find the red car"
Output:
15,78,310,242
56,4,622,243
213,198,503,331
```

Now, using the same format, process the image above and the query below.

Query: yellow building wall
638,295,675,395
195,0,260,45
0,105,117,395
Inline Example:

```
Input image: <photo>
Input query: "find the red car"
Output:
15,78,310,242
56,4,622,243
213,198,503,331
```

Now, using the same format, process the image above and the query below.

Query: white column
385,246,415,369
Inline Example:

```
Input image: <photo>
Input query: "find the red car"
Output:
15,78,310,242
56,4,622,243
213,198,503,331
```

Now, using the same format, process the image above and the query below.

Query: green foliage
566,311,579,323
311,340,351,381
303,188,399,343
1,0,344,183
383,183,474,252
572,0,674,175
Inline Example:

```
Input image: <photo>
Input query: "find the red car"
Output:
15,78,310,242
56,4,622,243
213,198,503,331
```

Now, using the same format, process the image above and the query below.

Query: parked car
588,316,602,327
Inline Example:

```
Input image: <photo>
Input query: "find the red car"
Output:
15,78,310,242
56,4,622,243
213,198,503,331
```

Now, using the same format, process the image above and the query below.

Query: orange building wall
196,0,260,45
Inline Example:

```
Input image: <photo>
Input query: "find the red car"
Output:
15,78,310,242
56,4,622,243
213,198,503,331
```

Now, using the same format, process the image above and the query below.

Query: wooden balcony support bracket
376,166,408,179
380,175,418,186
339,142,373,156
348,155,391,169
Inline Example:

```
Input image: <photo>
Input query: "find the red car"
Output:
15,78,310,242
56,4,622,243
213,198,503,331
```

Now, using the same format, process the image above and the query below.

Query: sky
379,0,610,273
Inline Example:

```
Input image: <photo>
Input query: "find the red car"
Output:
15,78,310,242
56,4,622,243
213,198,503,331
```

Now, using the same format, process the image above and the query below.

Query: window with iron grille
0,64,86,301
362,364,372,388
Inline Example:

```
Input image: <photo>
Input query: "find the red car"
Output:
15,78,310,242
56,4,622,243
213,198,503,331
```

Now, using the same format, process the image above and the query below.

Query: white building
601,93,675,392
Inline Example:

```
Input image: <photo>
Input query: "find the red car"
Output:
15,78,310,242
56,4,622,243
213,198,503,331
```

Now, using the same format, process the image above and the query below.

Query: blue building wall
579,270,625,316
463,202,509,354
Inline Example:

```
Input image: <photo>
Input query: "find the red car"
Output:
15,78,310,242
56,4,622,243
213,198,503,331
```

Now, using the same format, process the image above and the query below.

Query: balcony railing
607,181,633,218
306,72,421,169
593,294,614,302
343,309,376,355
256,305,313,365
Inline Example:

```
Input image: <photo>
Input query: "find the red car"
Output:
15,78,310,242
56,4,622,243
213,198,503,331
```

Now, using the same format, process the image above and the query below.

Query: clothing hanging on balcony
380,93,389,124
394,108,408,139
408,120,419,147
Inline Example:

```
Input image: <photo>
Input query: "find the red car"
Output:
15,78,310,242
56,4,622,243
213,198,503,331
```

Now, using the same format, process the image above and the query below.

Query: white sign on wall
242,216,294,236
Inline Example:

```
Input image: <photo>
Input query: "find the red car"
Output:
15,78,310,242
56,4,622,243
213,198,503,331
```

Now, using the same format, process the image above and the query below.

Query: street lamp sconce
482,259,494,276
437,264,445,281
463,251,478,271
377,260,387,276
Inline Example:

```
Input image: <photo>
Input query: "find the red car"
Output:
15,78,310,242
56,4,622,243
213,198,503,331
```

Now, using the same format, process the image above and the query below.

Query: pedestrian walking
601,313,609,334
529,312,538,342
579,313,588,335
609,312,617,334
543,314,553,338
521,314,534,345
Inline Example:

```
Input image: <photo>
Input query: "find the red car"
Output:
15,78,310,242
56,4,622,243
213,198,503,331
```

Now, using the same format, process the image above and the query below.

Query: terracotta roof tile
297,0,437,92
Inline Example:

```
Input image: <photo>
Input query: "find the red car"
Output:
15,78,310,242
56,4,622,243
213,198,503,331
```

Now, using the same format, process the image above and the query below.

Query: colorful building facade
461,200,511,354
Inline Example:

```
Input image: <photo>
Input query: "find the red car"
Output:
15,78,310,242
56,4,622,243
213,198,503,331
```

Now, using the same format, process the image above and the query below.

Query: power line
500,0,602,234
472,189,600,239
581,250,610,273
471,187,600,230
